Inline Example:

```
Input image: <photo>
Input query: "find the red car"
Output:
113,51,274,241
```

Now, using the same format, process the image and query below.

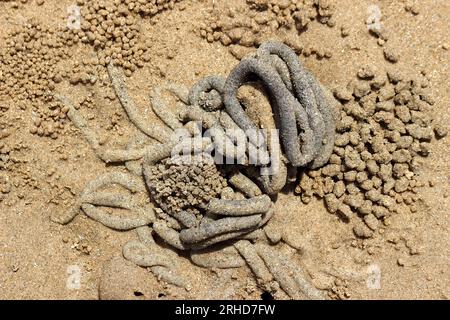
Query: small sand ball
145,153,227,216
434,122,448,139
384,47,400,63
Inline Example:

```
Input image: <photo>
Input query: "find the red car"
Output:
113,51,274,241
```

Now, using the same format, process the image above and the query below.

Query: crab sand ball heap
54,41,337,299
296,66,441,239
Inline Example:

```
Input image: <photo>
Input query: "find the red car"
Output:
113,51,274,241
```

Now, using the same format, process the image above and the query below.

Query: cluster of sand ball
120,0,182,16
145,154,228,217
0,21,76,139
28,95,70,139
0,142,11,170
295,66,447,239
0,0,44,4
67,59,102,86
0,114,12,140
0,139,28,171
199,0,335,54
69,0,183,76
0,21,73,102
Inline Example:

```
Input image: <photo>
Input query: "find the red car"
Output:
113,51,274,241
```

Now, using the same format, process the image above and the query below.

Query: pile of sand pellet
0,20,72,102
295,66,446,238
71,0,184,76
199,0,335,59
0,20,77,139
145,154,228,217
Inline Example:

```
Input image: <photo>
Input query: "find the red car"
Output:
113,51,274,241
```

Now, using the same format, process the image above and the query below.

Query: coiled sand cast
53,41,338,300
